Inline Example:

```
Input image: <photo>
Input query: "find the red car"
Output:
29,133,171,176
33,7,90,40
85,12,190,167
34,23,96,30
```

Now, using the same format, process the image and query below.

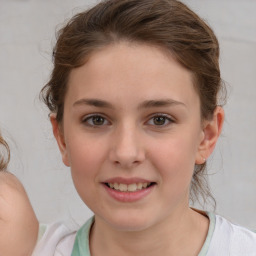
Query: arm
0,171,39,256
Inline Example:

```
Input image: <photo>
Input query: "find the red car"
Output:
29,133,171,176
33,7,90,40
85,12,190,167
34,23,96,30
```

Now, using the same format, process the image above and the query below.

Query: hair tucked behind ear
0,134,10,171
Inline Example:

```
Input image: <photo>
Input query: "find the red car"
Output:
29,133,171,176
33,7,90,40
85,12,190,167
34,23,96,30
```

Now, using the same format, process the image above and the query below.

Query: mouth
104,182,155,192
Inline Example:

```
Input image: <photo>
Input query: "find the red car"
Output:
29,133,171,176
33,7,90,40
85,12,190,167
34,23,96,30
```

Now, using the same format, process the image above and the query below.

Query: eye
147,114,174,126
82,114,110,127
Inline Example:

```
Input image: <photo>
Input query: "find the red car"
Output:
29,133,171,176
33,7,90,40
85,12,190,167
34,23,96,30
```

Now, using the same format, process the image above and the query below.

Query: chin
102,212,156,232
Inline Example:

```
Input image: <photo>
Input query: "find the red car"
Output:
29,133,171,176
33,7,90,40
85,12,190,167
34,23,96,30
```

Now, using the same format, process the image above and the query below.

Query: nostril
109,143,145,168
113,159,141,169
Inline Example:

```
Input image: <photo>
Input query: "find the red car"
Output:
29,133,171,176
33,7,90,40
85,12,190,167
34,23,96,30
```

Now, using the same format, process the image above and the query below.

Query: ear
196,106,224,164
50,114,70,167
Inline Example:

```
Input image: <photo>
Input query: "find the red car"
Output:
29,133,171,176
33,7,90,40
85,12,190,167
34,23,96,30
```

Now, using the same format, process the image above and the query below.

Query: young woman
2,0,256,255
31,0,256,255
0,133,38,256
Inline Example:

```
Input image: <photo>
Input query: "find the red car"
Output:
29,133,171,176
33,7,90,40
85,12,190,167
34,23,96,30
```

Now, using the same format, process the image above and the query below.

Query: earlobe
196,106,225,164
50,114,70,167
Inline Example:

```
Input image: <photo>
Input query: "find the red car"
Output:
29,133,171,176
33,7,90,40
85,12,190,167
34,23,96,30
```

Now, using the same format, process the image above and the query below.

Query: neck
90,207,209,256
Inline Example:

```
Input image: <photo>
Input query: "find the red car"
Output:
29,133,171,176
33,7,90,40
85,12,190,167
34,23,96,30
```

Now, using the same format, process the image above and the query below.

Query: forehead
66,42,199,109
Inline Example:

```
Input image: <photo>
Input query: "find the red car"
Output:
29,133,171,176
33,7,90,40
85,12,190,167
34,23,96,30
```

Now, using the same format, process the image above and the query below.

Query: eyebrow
73,98,186,109
138,99,186,109
73,99,114,108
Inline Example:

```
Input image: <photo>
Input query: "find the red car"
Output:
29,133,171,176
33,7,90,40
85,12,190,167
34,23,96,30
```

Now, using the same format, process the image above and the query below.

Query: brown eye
153,116,167,125
83,115,109,127
147,114,174,127
92,116,105,125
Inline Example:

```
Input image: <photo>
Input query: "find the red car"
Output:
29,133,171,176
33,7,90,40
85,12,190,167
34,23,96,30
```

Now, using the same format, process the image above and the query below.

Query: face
52,42,220,232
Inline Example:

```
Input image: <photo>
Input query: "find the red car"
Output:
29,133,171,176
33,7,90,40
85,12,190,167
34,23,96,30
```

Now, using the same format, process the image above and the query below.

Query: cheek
150,136,198,169
66,137,106,181
66,138,107,206
148,135,198,187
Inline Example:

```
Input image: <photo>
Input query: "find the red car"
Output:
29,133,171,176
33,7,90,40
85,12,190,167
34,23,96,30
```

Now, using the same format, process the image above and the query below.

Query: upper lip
103,177,154,184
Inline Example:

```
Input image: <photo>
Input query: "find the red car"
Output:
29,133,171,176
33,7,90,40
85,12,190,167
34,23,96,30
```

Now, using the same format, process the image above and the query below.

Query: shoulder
208,213,256,255
0,171,39,256
32,222,78,256
33,217,94,256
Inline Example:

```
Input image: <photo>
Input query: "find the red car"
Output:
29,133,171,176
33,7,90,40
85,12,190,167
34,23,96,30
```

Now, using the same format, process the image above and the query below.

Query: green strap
71,213,215,256
198,212,216,256
71,217,94,256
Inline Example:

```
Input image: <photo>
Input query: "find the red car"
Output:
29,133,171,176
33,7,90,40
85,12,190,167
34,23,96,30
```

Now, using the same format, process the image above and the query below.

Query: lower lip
103,184,155,202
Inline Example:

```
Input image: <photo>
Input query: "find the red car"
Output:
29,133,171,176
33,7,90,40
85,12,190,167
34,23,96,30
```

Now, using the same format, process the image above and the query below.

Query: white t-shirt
32,222,77,256
32,212,256,256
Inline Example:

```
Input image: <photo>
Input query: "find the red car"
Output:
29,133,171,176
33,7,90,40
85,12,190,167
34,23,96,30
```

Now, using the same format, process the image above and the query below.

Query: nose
109,123,145,169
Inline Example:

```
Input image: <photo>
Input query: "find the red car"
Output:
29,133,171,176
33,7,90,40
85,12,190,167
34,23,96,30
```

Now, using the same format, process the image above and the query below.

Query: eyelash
81,113,174,128
82,114,110,127
146,114,174,127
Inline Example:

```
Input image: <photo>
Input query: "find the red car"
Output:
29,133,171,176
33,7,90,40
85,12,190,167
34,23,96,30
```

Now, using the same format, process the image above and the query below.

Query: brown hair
41,0,226,206
0,133,10,171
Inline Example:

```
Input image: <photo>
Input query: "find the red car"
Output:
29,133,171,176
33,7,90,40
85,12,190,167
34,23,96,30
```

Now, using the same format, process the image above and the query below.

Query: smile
103,179,156,202
106,182,153,192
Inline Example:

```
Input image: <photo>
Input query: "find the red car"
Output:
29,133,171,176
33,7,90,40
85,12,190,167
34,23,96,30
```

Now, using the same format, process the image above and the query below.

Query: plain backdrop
0,0,256,229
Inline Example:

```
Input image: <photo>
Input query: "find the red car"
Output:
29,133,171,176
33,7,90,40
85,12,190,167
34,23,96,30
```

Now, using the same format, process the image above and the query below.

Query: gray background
0,0,255,229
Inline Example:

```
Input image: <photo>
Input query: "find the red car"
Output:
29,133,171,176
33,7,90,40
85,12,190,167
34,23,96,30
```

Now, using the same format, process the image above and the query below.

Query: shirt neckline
71,211,216,256
198,212,216,256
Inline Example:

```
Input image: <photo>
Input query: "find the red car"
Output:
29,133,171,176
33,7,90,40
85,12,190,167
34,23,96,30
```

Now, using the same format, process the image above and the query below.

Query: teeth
137,183,143,189
114,183,119,190
108,182,151,192
127,183,137,192
119,184,127,192
142,182,148,188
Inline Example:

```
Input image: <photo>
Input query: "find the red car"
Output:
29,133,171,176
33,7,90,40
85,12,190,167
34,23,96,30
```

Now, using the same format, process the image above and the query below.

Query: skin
0,171,39,256
51,42,224,255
